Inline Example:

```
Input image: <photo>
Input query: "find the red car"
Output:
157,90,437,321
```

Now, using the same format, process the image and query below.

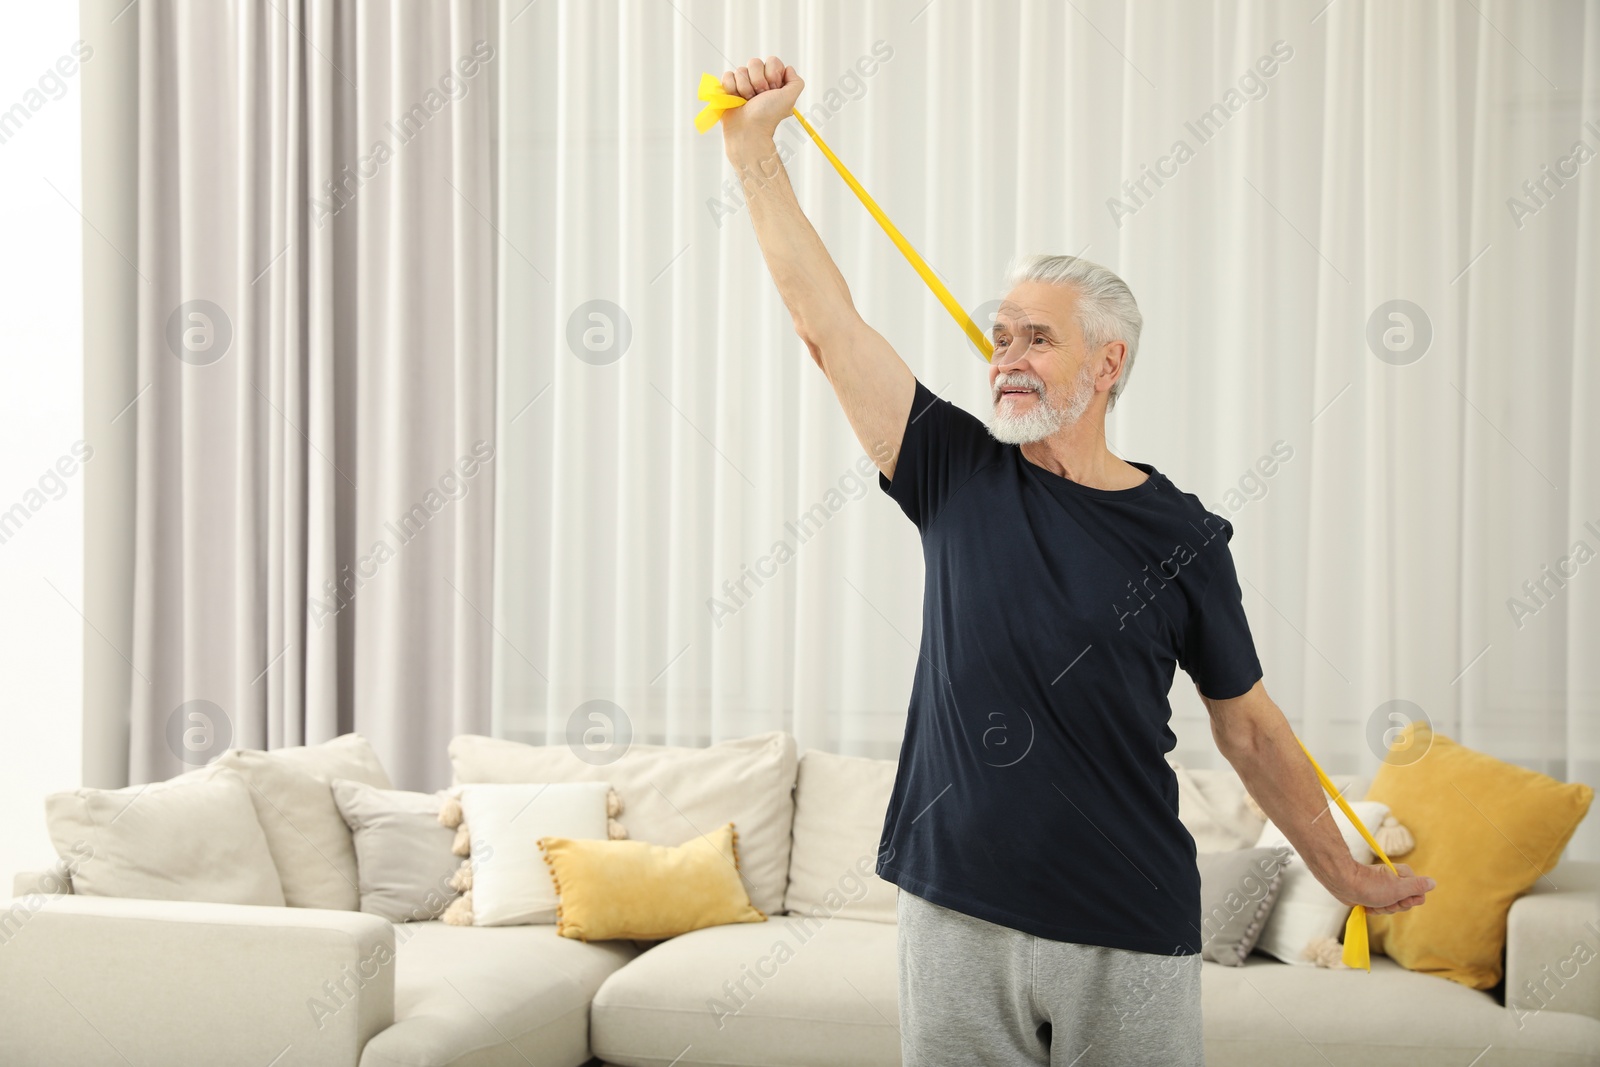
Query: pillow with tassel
437,782,625,927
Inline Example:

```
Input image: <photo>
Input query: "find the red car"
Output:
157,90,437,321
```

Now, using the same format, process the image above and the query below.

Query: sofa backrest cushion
1171,760,1265,851
215,733,393,910
449,731,797,916
1169,757,1371,852
783,749,898,923
245,732,393,790
45,765,285,906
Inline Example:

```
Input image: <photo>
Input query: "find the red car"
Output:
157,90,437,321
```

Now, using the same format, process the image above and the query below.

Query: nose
990,340,1029,367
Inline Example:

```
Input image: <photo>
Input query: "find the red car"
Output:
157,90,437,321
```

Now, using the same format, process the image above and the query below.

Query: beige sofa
2,732,1596,1066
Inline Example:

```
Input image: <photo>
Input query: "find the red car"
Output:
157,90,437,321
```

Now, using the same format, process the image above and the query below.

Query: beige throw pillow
449,731,797,916
216,733,393,910
45,765,284,906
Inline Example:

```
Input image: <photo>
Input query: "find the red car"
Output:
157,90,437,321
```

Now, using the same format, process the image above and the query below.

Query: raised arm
716,57,916,479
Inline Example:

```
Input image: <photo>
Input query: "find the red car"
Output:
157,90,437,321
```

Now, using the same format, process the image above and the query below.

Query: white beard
985,363,1097,444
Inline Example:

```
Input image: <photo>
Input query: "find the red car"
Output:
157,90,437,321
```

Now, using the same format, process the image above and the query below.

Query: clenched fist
1335,860,1437,915
716,56,804,143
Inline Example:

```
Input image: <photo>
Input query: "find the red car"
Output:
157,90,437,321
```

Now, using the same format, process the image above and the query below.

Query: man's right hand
711,53,915,481
1333,860,1437,915
718,56,804,144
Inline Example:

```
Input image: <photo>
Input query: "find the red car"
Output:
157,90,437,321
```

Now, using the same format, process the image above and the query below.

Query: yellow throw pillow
1365,721,1593,989
537,821,766,941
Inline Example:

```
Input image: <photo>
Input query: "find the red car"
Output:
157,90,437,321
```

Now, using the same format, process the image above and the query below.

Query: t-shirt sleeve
1179,525,1264,700
878,378,1002,532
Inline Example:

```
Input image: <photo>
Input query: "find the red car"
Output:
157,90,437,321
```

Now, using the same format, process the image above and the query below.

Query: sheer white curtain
493,1,1599,858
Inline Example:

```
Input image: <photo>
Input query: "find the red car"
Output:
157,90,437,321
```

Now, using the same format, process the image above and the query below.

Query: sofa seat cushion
591,916,899,1067
359,920,639,1067
1205,952,1600,1066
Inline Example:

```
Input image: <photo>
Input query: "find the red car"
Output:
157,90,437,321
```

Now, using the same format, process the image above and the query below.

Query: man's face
985,281,1099,444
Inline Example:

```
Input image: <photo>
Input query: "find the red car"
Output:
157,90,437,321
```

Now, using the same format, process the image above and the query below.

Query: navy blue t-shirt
874,378,1263,957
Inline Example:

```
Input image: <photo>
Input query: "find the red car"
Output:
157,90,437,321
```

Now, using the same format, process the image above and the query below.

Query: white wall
0,3,84,883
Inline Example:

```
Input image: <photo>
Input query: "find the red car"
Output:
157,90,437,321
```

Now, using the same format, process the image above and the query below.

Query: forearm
1216,707,1362,891
725,132,859,344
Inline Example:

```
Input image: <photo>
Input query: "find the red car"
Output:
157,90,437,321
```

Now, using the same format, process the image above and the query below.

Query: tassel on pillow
435,790,472,919
1302,935,1348,969
1375,815,1414,857
447,859,473,893
438,794,464,830
441,891,474,926
606,787,627,838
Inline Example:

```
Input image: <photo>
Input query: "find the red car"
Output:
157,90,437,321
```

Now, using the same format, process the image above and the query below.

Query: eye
1032,334,1047,345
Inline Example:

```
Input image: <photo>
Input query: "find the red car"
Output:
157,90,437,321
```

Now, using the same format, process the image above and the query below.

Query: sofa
2,730,1596,1067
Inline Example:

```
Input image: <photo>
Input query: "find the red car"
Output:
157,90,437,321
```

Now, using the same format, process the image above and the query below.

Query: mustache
992,371,1046,400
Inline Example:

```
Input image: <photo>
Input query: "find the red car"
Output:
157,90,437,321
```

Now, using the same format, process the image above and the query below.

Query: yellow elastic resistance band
696,72,1397,970
696,74,994,360
1293,735,1400,969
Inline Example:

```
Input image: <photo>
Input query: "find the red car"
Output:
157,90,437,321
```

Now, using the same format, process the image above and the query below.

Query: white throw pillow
783,749,899,923
459,782,611,926
449,731,797,916
44,765,284,906
1250,799,1390,965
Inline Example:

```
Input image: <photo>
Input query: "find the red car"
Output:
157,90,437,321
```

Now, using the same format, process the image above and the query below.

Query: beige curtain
84,0,498,789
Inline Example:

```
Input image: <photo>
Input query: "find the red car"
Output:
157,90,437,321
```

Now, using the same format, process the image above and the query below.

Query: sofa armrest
0,895,395,1067
13,869,73,896
1505,859,1600,1026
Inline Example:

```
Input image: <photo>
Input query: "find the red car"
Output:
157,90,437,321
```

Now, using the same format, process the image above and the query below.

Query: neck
1018,407,1143,490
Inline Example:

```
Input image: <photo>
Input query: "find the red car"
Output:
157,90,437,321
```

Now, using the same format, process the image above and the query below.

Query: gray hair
1001,254,1143,410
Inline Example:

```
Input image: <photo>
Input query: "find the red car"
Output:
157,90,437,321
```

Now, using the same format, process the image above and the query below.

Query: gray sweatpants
897,889,1205,1067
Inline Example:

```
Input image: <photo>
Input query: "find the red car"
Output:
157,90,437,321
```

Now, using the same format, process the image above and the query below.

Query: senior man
715,57,1436,1067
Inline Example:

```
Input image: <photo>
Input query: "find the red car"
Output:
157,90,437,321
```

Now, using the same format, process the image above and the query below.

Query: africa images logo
1111,514,1230,630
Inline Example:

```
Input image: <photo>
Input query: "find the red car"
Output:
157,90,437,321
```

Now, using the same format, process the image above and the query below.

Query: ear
1097,340,1128,395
